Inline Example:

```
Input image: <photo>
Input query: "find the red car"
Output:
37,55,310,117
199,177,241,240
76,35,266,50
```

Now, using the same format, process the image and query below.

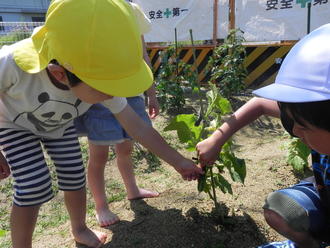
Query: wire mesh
0,22,44,46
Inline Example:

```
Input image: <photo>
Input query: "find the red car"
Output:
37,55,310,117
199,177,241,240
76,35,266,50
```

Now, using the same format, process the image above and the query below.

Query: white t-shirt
0,45,127,138
0,3,151,138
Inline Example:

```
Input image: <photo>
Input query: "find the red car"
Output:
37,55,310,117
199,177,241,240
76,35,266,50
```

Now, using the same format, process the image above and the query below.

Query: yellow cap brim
12,26,49,73
79,60,154,97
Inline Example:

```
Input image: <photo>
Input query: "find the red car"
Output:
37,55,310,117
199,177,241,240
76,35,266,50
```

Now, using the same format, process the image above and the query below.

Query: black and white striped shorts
0,126,86,206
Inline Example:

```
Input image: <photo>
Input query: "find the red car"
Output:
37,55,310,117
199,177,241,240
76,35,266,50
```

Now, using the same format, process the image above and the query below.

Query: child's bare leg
11,204,40,248
64,187,107,247
88,142,120,227
115,140,159,200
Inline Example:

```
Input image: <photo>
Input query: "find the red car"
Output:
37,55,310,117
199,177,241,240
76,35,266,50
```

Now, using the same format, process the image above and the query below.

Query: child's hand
0,153,10,180
196,136,222,167
174,158,203,181
147,95,159,119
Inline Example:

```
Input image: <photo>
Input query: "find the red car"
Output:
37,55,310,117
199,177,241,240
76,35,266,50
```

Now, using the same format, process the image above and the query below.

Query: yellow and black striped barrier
147,42,295,89
244,43,294,88
148,45,214,83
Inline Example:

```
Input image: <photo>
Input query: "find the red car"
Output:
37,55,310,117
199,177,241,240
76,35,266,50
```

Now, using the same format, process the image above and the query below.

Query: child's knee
115,142,133,156
13,182,54,207
263,191,309,233
89,153,109,166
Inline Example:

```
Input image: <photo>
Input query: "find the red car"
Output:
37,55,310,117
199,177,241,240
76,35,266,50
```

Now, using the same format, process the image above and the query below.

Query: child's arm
105,100,203,180
196,97,280,166
0,152,10,180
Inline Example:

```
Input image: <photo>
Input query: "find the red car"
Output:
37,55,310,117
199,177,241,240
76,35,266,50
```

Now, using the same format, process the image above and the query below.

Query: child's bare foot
96,208,120,227
73,227,107,248
127,188,159,200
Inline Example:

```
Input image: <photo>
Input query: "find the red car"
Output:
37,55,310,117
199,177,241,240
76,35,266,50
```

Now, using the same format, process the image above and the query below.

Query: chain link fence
0,22,44,46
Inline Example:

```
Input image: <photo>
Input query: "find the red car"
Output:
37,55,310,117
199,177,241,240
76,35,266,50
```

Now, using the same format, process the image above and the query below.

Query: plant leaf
217,174,233,194
221,149,246,184
215,97,232,115
0,229,7,237
164,114,202,146
287,155,306,171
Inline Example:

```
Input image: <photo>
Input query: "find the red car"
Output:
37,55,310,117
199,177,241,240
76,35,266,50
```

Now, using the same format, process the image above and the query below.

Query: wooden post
229,0,235,30
213,0,218,46
307,2,311,34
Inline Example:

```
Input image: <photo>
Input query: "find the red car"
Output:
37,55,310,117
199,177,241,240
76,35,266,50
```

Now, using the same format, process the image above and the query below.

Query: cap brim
253,83,330,103
13,26,49,73
79,60,154,97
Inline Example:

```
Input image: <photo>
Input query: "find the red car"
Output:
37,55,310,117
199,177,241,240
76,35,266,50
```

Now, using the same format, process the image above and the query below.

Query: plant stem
210,167,218,211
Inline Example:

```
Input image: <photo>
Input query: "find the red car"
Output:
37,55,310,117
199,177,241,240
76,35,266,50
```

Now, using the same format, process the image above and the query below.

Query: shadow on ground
95,200,268,248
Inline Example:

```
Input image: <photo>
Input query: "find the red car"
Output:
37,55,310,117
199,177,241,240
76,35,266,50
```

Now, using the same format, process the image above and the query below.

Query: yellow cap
12,0,153,97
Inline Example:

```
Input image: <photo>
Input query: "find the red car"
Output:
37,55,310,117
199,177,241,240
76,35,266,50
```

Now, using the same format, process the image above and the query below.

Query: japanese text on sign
148,7,188,19
266,0,328,10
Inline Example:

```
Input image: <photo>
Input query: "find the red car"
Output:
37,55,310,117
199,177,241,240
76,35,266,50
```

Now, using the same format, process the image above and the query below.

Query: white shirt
0,45,126,138
0,3,151,138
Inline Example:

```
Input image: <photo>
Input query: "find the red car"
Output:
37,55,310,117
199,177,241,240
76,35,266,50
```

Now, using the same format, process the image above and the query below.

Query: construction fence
1,0,329,88
0,21,295,89
0,22,43,45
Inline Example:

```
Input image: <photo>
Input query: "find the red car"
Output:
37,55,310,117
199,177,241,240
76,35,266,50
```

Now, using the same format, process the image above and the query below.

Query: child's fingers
193,155,209,168
0,174,9,179
0,163,10,179
0,170,10,179
183,174,198,181
181,172,199,181
148,107,159,119
198,153,216,167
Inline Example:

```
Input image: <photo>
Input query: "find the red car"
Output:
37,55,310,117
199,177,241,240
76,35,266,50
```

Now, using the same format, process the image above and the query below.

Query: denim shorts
263,179,330,242
74,96,151,145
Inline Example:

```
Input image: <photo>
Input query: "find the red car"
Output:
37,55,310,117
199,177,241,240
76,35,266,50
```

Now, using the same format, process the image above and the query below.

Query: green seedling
165,83,246,219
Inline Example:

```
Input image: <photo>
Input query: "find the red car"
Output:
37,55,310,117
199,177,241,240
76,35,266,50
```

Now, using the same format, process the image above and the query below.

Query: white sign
236,0,330,42
132,0,229,42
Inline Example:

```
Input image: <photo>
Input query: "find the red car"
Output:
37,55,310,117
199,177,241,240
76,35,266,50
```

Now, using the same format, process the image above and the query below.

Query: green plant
206,29,247,99
0,229,6,237
284,136,310,172
155,45,197,112
164,83,246,219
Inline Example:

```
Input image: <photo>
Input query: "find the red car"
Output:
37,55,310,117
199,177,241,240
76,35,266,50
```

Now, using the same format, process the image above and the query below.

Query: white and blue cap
253,23,330,103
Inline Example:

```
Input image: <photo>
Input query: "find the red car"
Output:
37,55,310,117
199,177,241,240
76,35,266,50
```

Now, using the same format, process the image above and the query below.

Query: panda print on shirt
13,92,82,132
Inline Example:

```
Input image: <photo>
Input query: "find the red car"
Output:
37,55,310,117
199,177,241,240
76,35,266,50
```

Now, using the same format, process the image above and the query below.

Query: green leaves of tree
155,45,198,112
206,29,247,99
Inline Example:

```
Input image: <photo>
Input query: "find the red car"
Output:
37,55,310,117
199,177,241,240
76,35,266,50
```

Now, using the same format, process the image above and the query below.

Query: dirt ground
85,96,305,248
1,96,312,248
